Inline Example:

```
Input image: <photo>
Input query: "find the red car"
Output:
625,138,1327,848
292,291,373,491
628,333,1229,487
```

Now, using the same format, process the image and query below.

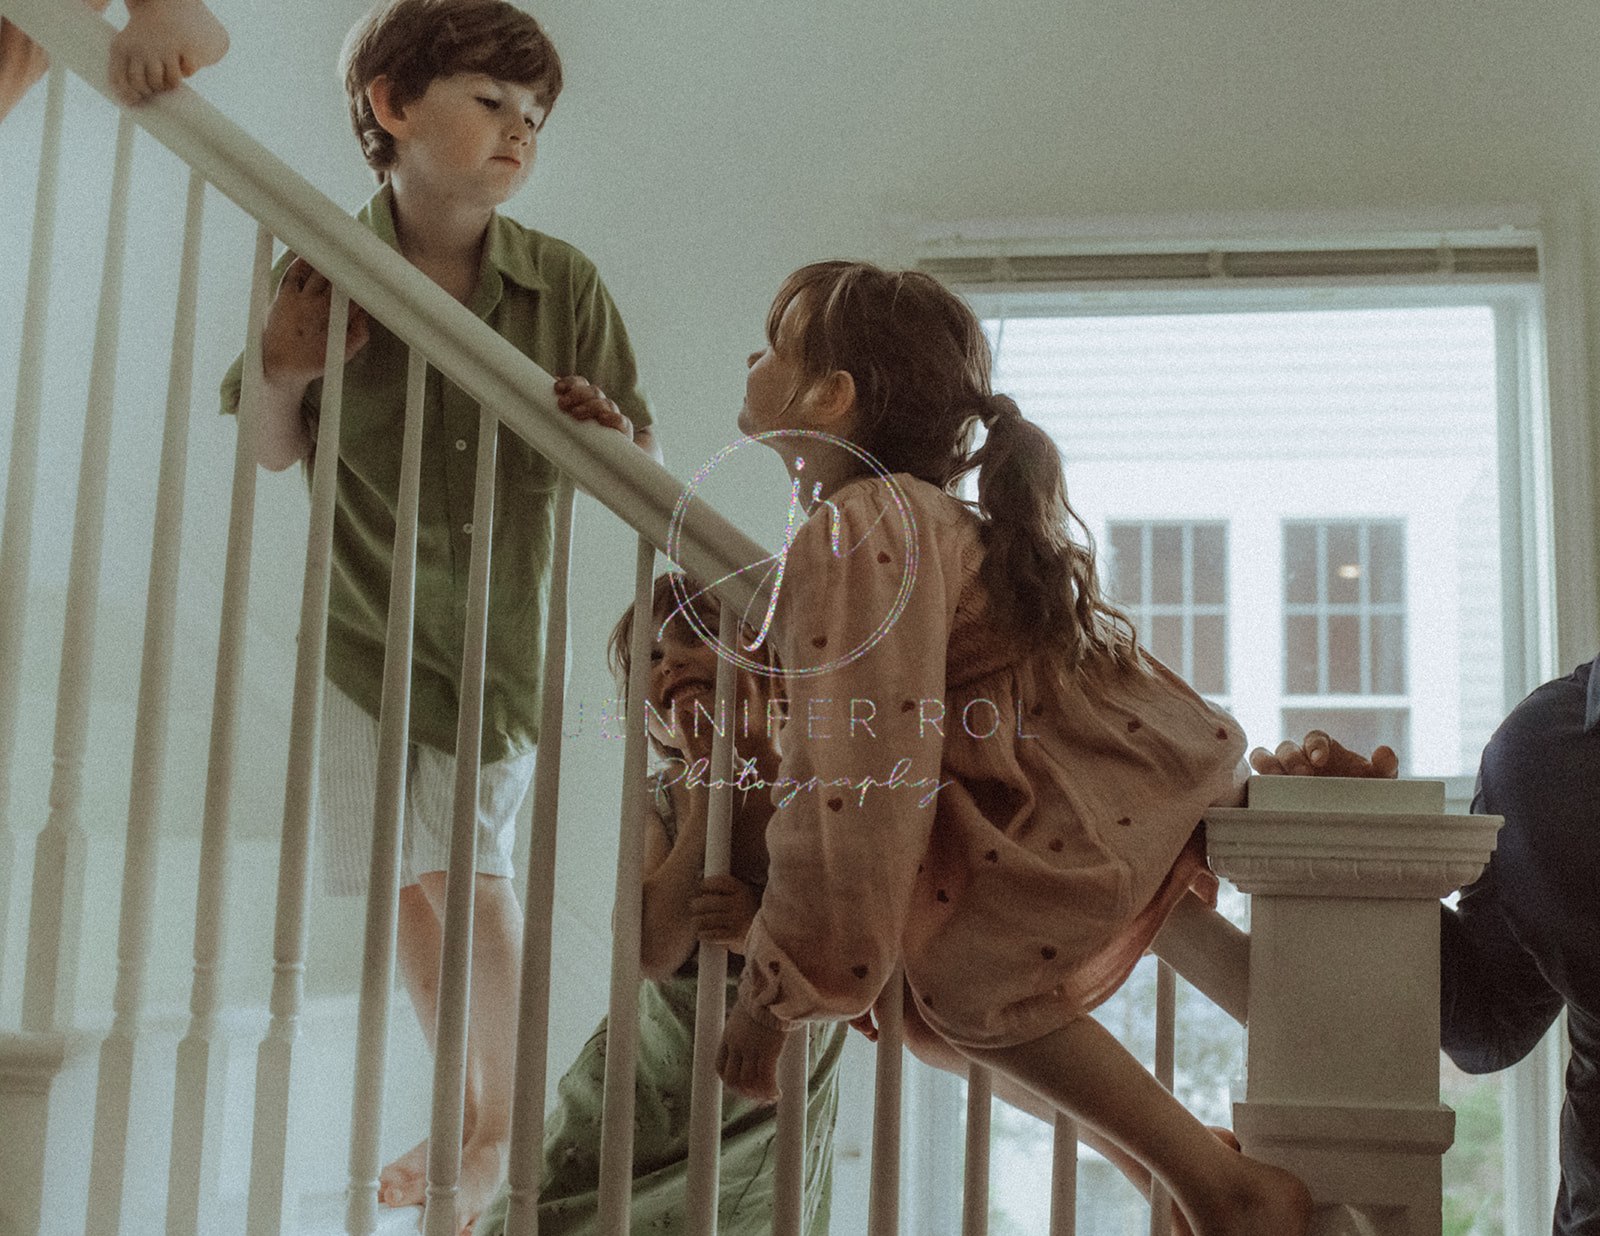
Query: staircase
0,1,1501,1233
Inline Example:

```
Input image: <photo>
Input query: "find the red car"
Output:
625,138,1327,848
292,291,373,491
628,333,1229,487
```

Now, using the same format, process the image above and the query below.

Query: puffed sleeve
737,479,951,1029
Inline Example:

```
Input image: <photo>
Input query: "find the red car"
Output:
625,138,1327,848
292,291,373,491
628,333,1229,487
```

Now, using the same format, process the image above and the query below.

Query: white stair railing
0,6,1501,1236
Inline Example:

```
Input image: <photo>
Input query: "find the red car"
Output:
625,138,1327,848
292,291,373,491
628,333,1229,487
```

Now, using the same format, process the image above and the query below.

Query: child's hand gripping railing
0,6,1504,1236
0,2,768,1235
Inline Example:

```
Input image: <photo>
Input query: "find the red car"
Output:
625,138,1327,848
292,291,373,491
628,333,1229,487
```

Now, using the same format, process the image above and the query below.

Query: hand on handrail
1248,731,1399,780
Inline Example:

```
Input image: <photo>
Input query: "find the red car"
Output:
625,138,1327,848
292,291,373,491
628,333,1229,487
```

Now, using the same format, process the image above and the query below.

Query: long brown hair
766,260,1138,669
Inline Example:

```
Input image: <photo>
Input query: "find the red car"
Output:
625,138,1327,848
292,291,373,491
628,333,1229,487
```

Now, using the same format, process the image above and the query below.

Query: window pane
1370,522,1405,604
1193,524,1226,605
1326,523,1360,604
1327,614,1361,693
1150,524,1184,604
1285,524,1318,604
1285,614,1319,693
1150,614,1183,674
1192,613,1226,696
1107,523,1143,605
1372,613,1406,694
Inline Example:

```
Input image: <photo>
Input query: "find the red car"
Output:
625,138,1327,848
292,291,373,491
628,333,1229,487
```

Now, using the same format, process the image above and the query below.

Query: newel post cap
1204,776,1501,899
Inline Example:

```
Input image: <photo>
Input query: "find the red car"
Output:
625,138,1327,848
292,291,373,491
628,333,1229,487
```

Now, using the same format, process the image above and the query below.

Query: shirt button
455,439,467,451
463,522,474,535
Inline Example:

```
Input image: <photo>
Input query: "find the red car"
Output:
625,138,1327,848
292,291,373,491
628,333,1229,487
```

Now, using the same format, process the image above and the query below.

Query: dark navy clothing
1441,655,1600,1235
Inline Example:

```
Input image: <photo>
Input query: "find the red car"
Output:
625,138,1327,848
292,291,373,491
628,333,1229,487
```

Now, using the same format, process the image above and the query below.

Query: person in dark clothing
1252,654,1600,1234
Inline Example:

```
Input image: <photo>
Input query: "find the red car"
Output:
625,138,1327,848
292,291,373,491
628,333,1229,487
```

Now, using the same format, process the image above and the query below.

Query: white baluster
246,287,350,1236
868,967,905,1236
1047,1115,1077,1236
0,65,65,995
422,405,499,1236
1147,960,1176,1236
21,109,136,1034
683,600,741,1236
595,538,656,1236
962,1064,992,1236
345,347,428,1236
83,165,206,1236
166,221,271,1236
502,476,576,1236
770,1028,808,1236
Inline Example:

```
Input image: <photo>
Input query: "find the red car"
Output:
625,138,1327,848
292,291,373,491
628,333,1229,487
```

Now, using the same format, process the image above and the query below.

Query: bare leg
379,882,474,1209
404,870,522,1236
893,990,1232,1234
963,1017,1311,1236
454,873,523,1235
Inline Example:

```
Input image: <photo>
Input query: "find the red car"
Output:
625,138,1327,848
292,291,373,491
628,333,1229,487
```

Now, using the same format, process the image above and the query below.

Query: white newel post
1205,776,1501,1236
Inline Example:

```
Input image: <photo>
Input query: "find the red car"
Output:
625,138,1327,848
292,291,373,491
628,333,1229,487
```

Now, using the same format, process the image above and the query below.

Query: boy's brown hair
341,0,564,181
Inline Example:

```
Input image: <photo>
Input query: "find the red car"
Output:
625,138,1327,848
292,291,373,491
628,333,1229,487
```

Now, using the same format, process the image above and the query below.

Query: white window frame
908,205,1592,1235
1107,519,1230,702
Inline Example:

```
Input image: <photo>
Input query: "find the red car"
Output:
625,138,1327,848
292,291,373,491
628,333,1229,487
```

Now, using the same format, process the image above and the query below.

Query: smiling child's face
645,610,775,756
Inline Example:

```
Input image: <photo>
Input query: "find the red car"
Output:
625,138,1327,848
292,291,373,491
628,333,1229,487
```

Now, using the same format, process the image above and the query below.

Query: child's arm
638,775,712,981
0,1,113,124
254,257,369,471
0,19,50,122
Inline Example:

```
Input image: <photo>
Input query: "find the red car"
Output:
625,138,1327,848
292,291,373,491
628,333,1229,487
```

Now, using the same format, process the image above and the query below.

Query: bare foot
451,1133,510,1236
108,0,229,105
1185,1155,1313,1236
378,1137,429,1209
1170,1128,1247,1236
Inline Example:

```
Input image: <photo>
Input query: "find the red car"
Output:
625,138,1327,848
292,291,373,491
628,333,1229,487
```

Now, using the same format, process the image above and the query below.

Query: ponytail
768,261,1140,671
966,393,1139,669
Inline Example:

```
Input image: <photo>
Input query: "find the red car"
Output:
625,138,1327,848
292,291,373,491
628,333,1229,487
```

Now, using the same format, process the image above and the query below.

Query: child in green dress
475,574,846,1235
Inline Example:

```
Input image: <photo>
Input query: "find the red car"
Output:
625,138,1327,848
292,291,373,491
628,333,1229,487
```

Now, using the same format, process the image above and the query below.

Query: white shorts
317,681,536,896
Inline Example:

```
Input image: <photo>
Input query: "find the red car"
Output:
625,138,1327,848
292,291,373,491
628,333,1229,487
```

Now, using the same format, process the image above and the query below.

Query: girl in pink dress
714,260,1313,1235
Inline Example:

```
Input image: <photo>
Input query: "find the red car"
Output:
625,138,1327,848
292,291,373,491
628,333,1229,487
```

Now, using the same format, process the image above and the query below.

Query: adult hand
1248,730,1399,779
717,1003,786,1102
554,375,633,439
261,258,370,388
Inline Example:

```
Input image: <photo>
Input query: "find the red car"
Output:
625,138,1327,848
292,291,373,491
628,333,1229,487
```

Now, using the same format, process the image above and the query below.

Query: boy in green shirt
223,2,657,1230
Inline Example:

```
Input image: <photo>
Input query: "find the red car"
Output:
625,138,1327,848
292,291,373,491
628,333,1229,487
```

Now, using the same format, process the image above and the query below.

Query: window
1283,518,1409,767
1107,521,1228,700
919,223,1566,1235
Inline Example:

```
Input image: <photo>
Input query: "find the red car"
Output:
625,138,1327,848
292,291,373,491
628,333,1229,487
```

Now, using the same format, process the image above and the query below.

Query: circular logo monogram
664,429,919,678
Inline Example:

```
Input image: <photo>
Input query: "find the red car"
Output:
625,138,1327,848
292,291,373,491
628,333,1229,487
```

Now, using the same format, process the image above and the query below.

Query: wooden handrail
0,0,770,617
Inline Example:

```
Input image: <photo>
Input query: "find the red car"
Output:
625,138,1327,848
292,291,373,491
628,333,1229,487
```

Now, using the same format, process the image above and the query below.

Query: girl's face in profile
738,297,808,437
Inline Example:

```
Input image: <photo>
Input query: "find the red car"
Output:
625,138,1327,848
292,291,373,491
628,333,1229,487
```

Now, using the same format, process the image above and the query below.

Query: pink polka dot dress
737,475,1246,1050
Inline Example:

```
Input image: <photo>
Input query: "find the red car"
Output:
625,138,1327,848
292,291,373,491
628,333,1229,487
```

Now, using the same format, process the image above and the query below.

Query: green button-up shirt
222,186,652,762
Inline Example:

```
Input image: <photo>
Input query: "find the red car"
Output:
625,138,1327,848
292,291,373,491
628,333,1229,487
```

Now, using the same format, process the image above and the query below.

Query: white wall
3,0,1600,1149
